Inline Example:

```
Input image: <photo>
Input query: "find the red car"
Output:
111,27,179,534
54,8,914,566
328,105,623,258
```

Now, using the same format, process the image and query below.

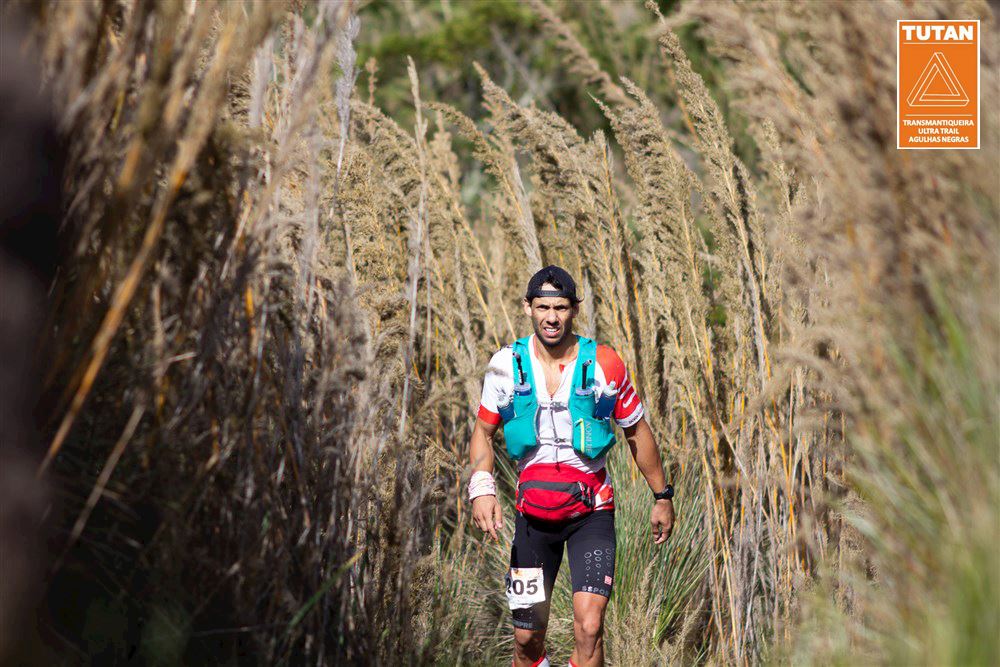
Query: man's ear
522,298,532,316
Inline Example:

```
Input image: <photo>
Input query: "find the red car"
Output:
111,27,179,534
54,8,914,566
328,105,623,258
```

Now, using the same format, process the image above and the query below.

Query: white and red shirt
477,334,644,511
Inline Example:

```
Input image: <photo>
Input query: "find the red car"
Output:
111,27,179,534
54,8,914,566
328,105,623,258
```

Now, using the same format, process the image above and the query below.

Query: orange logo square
897,20,980,149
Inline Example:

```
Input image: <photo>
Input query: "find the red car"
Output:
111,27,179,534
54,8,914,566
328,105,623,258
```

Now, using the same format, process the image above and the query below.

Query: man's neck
531,332,578,365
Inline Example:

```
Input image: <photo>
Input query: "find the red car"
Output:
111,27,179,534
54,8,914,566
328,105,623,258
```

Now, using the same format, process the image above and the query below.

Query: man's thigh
566,510,616,598
508,512,564,630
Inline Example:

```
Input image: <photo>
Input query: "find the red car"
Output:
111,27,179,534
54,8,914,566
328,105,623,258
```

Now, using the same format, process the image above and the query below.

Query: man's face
523,283,577,348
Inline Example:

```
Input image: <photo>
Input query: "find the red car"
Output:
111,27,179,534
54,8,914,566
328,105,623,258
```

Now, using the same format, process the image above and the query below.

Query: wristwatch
653,484,674,501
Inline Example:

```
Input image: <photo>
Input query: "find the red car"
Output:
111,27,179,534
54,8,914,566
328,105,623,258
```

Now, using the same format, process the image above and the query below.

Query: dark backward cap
525,265,581,303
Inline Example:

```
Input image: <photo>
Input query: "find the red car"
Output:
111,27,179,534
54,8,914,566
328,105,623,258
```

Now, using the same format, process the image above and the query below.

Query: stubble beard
533,319,572,348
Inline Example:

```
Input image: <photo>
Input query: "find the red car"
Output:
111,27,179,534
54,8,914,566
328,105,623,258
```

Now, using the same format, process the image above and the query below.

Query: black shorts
507,510,616,630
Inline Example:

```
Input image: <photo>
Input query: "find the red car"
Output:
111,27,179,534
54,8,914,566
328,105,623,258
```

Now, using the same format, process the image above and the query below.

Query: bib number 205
505,567,545,610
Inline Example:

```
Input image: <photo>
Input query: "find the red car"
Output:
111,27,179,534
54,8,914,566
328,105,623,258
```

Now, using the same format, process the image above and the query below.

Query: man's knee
513,627,546,657
573,611,604,643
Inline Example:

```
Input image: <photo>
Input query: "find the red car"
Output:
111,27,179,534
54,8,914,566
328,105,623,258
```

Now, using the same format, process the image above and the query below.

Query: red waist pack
515,464,606,522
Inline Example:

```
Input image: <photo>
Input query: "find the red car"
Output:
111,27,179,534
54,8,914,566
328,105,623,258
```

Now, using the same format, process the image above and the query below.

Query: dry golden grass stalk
525,0,631,108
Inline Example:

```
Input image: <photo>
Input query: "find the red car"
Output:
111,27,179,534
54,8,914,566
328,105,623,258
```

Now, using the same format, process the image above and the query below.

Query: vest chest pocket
503,408,537,460
573,415,617,459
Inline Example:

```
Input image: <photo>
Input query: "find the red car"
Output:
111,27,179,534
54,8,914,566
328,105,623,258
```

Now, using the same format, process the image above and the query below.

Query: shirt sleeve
477,347,510,425
596,345,644,428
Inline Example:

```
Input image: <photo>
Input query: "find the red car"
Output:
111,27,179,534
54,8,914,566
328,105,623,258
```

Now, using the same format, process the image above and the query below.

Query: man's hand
472,494,503,541
651,498,674,544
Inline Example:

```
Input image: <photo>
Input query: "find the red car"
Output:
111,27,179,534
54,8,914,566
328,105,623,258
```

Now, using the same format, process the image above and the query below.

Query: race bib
505,567,545,610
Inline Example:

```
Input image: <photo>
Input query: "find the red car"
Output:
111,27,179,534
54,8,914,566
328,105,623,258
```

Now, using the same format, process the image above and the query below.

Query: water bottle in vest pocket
497,390,516,422
593,381,618,419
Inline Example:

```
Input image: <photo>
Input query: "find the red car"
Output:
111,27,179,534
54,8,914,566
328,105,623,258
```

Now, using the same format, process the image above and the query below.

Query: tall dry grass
10,0,997,664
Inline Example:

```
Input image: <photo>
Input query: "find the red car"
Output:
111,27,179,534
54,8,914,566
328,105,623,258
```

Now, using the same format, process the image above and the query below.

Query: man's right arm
470,416,499,472
470,417,503,540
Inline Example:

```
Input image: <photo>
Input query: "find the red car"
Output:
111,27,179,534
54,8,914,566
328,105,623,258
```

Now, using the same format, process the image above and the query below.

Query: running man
468,265,675,667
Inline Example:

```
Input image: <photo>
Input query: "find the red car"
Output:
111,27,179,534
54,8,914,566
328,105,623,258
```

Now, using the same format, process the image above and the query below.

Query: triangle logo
906,52,970,107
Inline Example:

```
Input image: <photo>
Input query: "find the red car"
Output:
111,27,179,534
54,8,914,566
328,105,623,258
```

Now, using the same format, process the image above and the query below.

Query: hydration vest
500,335,617,461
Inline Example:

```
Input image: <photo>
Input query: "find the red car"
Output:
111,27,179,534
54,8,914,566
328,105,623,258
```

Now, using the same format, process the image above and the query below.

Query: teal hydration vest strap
501,335,617,460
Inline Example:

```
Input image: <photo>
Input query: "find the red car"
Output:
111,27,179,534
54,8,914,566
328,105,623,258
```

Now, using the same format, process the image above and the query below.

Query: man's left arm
622,416,675,544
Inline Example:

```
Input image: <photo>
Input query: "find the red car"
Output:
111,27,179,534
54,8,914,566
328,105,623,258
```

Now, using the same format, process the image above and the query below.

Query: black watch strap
653,484,674,501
